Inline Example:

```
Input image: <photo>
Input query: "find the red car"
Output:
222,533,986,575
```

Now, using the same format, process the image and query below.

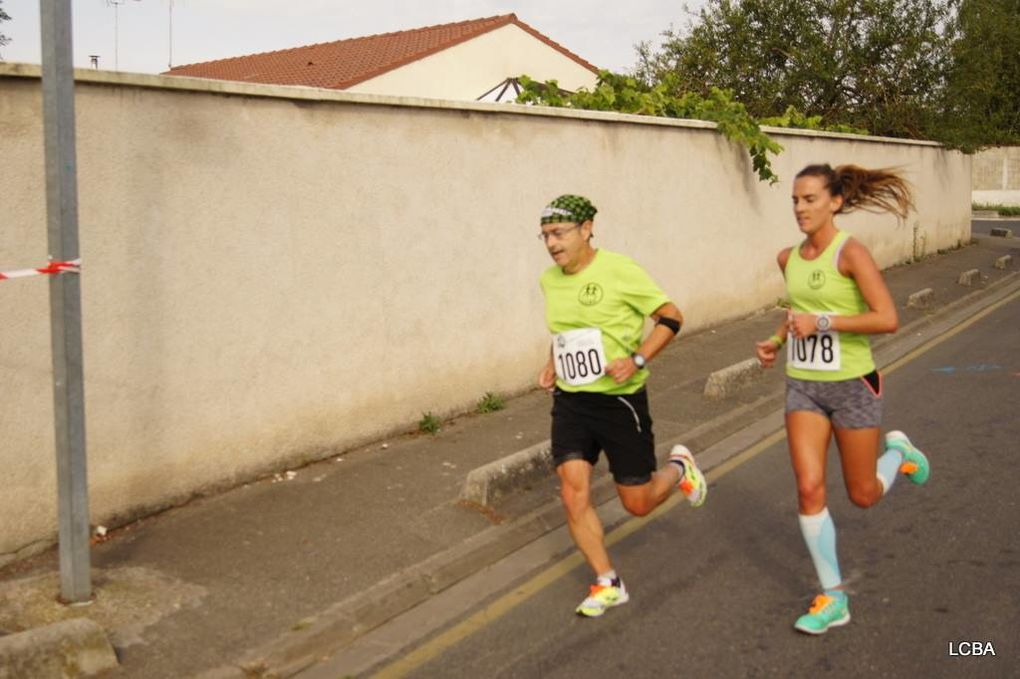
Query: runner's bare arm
757,249,792,366
833,238,898,334
606,302,683,383
538,347,556,391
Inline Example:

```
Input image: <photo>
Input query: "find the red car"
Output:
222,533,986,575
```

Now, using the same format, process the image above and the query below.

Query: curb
989,227,1014,238
995,255,1013,270
460,440,553,506
958,268,981,286
906,287,934,309
216,269,1020,678
0,618,118,679
703,357,764,399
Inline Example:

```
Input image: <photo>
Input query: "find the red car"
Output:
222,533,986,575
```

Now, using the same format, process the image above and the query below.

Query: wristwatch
631,352,647,369
815,313,832,332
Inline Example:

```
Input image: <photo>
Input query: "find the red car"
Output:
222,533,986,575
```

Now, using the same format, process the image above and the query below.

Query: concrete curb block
989,227,1014,238
460,440,553,506
958,268,981,286
995,255,1013,270
703,357,764,399
972,210,998,218
0,618,118,679
906,287,934,308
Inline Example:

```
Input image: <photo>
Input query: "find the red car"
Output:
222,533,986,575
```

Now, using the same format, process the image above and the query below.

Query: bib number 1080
552,327,608,386
787,332,841,371
557,348,603,382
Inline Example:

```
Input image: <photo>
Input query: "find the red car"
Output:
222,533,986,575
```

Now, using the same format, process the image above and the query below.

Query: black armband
656,316,681,335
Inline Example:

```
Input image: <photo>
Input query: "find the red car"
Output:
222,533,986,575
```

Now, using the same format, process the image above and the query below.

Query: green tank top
784,231,875,381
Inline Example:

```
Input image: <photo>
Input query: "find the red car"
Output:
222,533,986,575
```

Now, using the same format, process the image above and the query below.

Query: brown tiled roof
163,13,599,89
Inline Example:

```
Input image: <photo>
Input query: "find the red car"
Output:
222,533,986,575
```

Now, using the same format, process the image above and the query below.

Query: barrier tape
0,258,81,281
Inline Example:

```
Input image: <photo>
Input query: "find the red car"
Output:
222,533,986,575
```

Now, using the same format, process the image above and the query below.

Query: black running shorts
550,388,656,486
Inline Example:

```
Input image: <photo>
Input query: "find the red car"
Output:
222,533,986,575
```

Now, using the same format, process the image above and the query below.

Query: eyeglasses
537,224,581,242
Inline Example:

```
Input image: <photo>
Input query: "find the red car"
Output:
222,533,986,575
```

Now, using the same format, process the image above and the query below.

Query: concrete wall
972,146,1020,206
0,63,971,564
347,23,598,99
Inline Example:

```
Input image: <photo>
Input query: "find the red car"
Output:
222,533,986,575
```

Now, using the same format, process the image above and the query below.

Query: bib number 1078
552,328,607,386
787,332,841,371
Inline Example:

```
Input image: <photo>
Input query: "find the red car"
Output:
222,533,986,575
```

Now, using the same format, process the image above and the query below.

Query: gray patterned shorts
785,371,883,429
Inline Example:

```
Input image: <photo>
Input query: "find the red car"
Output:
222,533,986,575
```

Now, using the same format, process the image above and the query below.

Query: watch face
817,315,831,331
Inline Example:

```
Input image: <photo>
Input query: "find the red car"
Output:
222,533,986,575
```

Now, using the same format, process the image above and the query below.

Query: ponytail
796,164,915,219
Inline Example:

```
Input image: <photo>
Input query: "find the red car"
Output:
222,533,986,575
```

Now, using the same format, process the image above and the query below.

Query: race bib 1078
787,331,841,371
553,327,607,386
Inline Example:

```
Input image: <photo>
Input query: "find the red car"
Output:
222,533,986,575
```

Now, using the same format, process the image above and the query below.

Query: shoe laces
808,594,834,614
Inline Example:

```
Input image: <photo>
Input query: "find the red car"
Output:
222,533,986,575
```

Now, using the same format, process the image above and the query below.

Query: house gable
164,14,599,96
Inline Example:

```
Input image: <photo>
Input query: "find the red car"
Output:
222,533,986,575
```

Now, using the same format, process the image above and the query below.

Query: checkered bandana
540,195,598,225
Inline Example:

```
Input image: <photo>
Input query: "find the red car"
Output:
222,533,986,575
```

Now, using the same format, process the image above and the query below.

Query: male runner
537,194,707,618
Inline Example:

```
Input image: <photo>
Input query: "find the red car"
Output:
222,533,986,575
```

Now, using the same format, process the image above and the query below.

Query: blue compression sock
799,508,842,591
876,445,904,495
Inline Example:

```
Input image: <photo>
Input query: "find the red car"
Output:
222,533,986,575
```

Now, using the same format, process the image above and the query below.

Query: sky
0,1,702,76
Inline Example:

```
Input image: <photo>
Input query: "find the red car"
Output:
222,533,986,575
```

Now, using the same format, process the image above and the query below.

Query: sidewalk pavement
1,235,1017,678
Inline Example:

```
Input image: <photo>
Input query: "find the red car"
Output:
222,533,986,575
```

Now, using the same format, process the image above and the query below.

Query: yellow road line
371,287,1020,679
372,427,788,679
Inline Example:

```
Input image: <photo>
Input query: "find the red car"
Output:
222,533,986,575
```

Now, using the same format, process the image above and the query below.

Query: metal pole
39,0,91,604
168,0,173,69
113,2,119,70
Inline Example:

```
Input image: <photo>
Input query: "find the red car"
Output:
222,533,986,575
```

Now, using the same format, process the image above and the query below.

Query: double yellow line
372,286,1020,679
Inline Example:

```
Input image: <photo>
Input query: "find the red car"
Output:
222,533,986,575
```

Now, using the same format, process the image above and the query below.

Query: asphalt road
972,218,1020,236
372,292,1020,679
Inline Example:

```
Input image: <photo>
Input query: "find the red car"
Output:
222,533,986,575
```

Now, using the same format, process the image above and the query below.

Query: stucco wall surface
972,146,1020,206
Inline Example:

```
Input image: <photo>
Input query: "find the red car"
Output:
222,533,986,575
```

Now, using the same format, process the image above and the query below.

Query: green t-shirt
785,230,875,381
540,249,670,394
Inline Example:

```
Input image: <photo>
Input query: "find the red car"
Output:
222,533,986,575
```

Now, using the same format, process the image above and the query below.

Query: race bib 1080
553,327,607,386
787,331,841,371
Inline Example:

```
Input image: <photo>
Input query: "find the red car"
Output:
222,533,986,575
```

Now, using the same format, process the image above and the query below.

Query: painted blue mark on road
931,364,1005,375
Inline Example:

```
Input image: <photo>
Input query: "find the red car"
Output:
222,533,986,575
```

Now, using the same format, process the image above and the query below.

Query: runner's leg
557,459,611,576
834,426,885,508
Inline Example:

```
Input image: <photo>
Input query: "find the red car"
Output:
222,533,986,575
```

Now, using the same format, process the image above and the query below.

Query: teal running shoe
576,579,629,618
670,444,707,507
794,593,851,635
885,430,930,485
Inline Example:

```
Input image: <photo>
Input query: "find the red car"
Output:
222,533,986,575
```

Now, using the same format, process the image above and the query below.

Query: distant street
378,292,1020,679
972,217,1020,236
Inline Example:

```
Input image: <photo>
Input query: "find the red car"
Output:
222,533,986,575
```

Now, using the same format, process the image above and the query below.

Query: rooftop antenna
168,0,174,69
105,0,140,71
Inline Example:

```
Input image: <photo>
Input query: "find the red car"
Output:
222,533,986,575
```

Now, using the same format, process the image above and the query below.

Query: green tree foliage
517,71,785,183
635,0,955,140
0,0,11,58
939,0,1020,149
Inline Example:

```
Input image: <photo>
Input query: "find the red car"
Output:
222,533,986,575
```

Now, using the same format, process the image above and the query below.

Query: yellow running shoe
575,580,629,618
670,444,707,507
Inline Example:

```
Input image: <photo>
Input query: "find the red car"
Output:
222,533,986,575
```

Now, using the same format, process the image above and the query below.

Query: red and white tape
0,258,81,281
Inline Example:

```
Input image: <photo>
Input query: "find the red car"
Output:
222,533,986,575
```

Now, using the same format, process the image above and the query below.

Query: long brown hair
796,164,915,219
